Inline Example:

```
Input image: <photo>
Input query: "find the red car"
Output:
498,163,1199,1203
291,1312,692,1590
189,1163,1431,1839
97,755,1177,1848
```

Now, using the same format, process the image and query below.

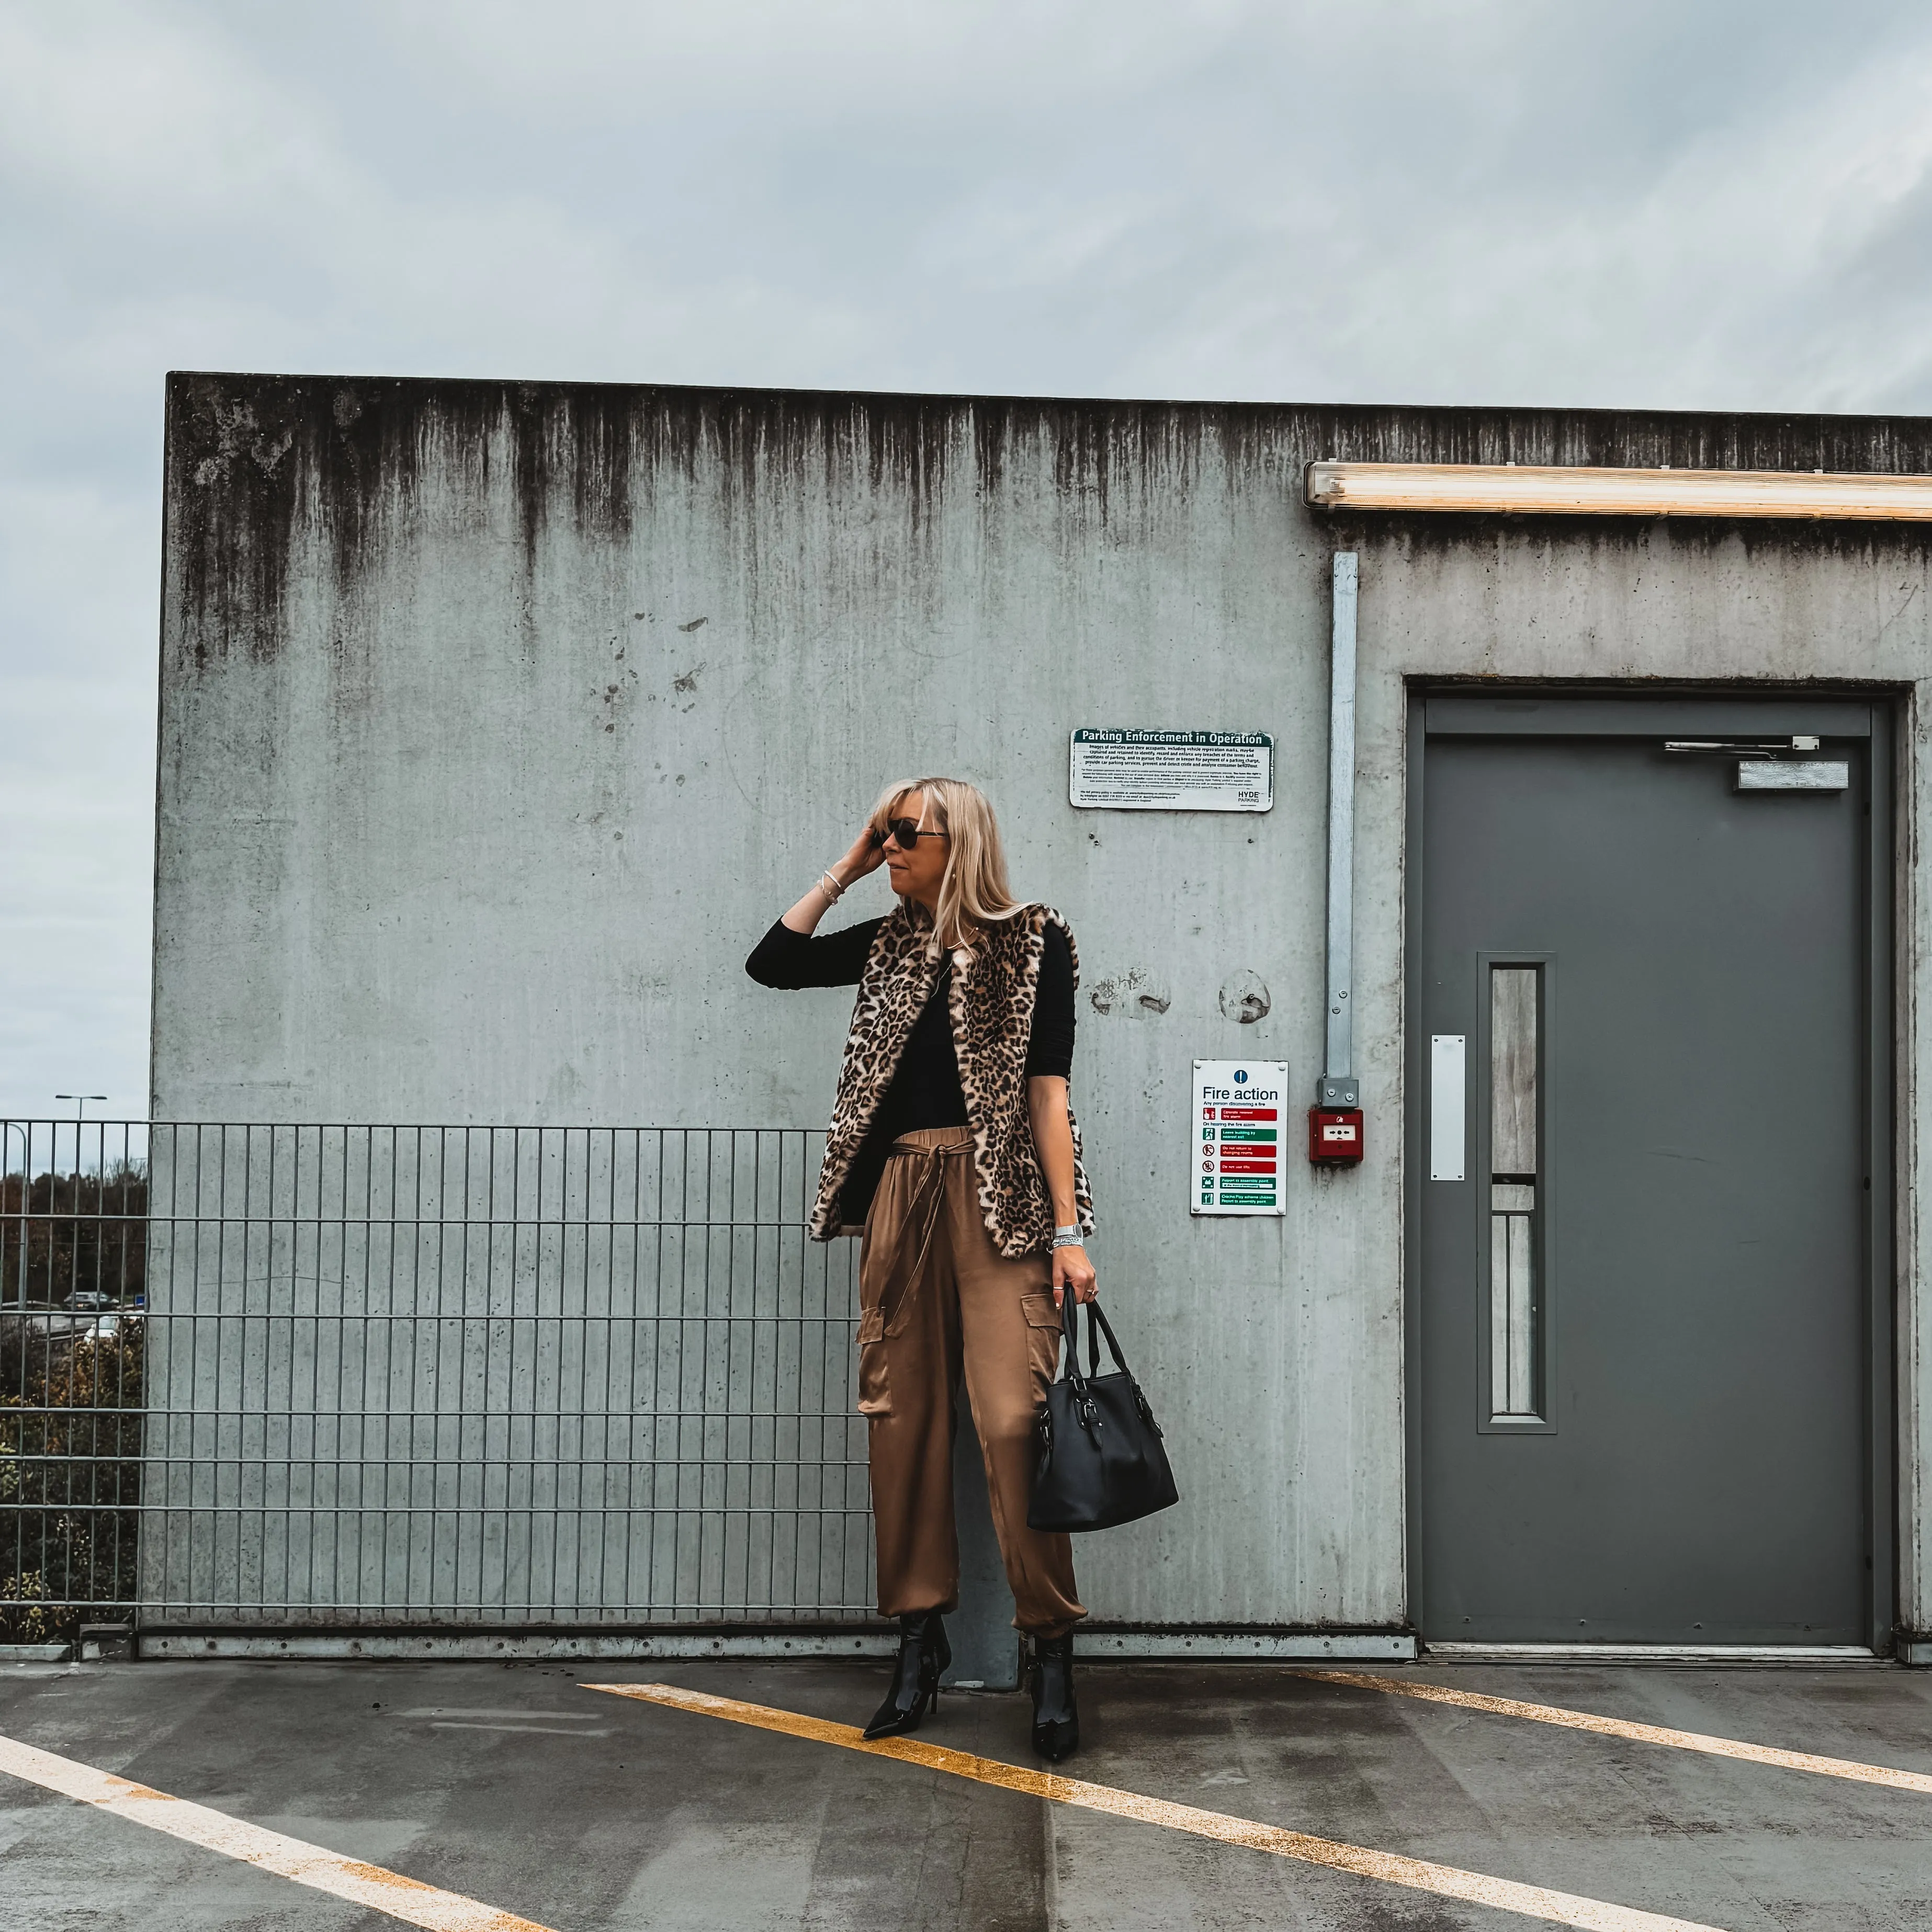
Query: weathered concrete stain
165,374,1932,679
1089,967,1171,1016
1218,971,1272,1025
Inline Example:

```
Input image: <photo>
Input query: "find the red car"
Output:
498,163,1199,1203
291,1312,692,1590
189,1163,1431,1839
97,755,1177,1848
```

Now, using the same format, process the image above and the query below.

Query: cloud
3,0,1930,1118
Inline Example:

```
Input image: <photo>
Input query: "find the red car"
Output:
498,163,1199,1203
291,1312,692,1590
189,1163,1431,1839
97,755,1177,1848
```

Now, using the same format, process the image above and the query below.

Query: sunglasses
871,818,951,851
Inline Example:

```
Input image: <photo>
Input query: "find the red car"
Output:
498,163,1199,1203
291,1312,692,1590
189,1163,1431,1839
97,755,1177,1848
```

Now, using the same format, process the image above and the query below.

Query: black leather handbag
1027,1295,1179,1533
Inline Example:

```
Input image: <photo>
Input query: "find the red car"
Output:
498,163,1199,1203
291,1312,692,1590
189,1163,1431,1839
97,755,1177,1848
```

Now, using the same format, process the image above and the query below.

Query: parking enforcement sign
1192,1060,1288,1217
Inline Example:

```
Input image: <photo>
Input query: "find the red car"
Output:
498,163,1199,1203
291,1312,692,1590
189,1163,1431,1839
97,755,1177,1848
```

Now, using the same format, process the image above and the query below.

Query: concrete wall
155,376,1932,1636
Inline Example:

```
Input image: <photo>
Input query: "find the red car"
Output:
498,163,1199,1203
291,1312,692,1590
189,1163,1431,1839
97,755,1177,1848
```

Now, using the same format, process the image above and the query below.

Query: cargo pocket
856,1305,891,1418
1021,1291,1064,1395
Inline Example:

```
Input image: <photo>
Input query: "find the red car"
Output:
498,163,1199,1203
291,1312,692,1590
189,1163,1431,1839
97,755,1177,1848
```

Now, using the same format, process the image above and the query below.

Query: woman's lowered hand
1052,1242,1098,1307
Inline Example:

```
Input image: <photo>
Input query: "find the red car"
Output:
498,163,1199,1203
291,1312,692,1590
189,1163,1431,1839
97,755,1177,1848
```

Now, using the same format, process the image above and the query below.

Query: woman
746,776,1097,1761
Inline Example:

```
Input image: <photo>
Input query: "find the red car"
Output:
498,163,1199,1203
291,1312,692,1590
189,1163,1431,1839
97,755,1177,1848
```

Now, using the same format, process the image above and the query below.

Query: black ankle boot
1029,1631,1079,1761
863,1611,951,1739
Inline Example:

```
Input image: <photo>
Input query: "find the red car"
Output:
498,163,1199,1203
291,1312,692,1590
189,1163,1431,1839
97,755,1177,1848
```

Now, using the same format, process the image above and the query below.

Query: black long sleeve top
745,916,1076,1140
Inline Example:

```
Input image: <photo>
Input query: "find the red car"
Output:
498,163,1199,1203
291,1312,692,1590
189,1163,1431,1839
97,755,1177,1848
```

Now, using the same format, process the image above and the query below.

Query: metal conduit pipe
1319,553,1360,1112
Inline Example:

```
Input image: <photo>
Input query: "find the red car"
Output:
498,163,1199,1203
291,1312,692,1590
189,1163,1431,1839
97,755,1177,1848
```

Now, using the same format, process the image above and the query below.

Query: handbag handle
1056,1293,1135,1384
1050,1293,1165,1444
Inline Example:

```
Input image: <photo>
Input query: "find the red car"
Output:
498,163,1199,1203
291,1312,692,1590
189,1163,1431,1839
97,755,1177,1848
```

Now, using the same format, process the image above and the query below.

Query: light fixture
1304,462,1932,520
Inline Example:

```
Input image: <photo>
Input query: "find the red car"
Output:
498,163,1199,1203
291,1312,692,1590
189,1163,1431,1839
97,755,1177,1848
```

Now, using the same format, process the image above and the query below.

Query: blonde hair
868,776,1024,952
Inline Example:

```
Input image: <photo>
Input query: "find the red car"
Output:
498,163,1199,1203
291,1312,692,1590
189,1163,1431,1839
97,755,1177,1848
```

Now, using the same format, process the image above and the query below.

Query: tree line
0,1166,148,1307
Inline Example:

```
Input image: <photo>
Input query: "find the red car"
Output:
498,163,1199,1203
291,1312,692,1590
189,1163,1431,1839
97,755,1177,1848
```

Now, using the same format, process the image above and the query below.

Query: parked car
66,1290,116,1311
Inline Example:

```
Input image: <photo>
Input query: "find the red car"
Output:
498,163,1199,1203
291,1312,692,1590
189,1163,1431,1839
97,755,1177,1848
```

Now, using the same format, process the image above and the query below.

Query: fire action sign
1193,1060,1288,1216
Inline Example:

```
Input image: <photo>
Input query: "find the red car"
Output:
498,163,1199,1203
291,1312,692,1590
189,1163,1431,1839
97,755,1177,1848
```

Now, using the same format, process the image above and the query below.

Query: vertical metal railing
0,1120,149,1641
0,1123,871,1637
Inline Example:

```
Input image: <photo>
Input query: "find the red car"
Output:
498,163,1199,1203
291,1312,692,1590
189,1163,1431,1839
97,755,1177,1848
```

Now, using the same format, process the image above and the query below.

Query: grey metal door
1413,697,1889,1646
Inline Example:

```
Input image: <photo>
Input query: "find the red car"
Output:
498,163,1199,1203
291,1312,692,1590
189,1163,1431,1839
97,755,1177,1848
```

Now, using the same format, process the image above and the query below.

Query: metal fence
1,1121,872,1637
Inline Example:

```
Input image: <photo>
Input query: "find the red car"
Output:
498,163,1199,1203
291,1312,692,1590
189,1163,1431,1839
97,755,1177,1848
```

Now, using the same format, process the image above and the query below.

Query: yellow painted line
1295,1670,1932,1796
0,1731,553,1932
586,1680,1726,1932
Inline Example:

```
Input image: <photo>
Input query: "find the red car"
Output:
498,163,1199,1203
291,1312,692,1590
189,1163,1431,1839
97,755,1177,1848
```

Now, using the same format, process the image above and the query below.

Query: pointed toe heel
863,1611,950,1740
1028,1631,1080,1762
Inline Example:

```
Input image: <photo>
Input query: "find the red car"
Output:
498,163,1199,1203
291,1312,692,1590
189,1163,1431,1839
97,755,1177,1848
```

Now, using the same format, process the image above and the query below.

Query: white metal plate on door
1430,1034,1465,1181
1735,761,1848,791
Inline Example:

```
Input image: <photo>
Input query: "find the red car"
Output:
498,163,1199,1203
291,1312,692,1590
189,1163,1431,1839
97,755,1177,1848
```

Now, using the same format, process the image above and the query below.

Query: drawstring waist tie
876,1132,975,1332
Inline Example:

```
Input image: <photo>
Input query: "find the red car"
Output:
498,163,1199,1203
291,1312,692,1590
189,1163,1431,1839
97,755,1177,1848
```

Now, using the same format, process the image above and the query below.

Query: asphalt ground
2,1656,1929,1929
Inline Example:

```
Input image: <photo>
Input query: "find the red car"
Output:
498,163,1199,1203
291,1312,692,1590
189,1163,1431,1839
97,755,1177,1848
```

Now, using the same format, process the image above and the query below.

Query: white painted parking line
431,1722,613,1737
1296,1670,1932,1794
590,1680,1731,1932
0,1730,555,1932
388,1715,606,1731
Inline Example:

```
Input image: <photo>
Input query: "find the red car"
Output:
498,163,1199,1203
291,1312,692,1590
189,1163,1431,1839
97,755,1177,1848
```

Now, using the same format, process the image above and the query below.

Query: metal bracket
1664,737,1820,759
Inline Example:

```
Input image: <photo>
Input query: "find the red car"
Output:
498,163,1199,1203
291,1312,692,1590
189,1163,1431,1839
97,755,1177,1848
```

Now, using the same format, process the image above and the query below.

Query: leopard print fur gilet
808,901,1095,1256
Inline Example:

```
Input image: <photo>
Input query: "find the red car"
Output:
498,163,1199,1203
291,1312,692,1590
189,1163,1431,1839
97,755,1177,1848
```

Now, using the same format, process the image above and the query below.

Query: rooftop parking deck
3,1656,1929,1929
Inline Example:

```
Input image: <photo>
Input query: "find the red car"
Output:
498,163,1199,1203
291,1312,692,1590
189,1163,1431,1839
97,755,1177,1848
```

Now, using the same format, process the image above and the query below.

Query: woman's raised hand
780,815,887,935
835,819,888,889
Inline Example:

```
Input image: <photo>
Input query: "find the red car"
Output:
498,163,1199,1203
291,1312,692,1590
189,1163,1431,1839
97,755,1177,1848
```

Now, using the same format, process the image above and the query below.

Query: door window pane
1490,967,1542,1420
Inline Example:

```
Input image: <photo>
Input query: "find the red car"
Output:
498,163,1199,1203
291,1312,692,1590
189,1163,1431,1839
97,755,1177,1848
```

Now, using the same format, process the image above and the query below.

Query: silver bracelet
818,869,845,902
1050,1225,1083,1250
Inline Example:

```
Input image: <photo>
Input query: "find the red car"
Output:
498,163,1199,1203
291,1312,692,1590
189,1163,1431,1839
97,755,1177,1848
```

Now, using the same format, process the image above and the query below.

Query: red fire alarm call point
1308,1094,1364,1166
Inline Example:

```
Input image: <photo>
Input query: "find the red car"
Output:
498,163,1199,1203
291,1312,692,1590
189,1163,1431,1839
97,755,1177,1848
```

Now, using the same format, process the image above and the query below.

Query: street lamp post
53,1094,108,1180
49,1097,108,1314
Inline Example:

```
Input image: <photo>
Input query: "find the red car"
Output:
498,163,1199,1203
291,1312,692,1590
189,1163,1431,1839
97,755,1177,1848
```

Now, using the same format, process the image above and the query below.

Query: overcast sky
5,0,1931,1129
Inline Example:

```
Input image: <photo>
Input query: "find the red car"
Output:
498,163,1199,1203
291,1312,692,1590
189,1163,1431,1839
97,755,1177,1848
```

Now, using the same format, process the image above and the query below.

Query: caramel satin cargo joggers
856,1127,1086,1637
